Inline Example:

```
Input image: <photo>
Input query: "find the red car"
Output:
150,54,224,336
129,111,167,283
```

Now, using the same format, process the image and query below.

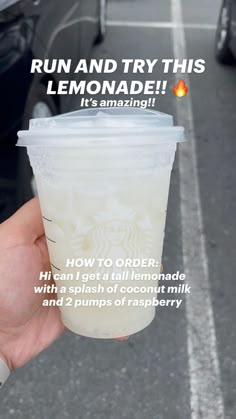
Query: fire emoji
173,79,188,97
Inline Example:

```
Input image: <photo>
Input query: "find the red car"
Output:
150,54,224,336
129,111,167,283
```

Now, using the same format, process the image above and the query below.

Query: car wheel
96,0,107,43
17,83,58,207
215,0,235,64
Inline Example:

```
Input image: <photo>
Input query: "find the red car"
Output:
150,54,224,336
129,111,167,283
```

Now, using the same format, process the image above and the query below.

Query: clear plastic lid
17,107,184,147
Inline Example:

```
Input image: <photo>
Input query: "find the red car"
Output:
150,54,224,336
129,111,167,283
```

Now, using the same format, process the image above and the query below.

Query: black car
215,0,236,64
0,0,107,221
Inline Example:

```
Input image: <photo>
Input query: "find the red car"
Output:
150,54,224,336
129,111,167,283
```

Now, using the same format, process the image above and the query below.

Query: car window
0,0,20,13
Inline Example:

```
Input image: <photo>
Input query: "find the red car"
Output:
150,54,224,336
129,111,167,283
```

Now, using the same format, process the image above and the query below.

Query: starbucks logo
71,199,153,259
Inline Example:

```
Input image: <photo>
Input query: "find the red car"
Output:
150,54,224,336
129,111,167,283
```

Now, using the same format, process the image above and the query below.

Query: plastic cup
17,107,184,339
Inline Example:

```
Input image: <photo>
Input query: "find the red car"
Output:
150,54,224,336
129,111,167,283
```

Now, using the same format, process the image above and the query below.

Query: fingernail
116,336,129,341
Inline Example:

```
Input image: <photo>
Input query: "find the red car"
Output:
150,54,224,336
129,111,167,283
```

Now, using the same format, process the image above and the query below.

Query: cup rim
17,126,185,147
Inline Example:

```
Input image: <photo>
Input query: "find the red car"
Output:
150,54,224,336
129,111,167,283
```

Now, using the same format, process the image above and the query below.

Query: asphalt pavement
1,0,236,418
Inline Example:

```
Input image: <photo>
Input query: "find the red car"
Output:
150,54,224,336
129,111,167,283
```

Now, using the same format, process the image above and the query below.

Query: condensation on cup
17,107,185,339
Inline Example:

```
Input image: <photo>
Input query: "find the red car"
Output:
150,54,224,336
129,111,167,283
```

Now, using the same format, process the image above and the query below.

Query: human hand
0,198,65,370
0,198,129,372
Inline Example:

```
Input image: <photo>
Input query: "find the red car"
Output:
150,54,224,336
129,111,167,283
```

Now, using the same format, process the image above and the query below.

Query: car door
36,0,80,61
77,0,99,59
31,0,84,111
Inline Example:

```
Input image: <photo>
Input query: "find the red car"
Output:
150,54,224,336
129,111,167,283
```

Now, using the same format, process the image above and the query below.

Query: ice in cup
17,107,184,339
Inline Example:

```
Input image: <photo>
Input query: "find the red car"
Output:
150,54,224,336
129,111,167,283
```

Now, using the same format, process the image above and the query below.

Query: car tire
17,83,58,207
96,0,107,43
215,0,235,64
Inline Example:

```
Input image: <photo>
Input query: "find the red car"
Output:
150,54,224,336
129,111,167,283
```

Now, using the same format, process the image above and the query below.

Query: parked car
0,0,107,221
215,0,236,64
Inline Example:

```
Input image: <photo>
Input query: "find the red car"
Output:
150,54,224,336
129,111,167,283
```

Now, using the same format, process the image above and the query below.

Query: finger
36,234,51,271
1,197,45,245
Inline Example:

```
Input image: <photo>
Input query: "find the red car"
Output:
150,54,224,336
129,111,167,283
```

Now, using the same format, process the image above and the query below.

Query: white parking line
171,1,225,418
107,20,216,30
